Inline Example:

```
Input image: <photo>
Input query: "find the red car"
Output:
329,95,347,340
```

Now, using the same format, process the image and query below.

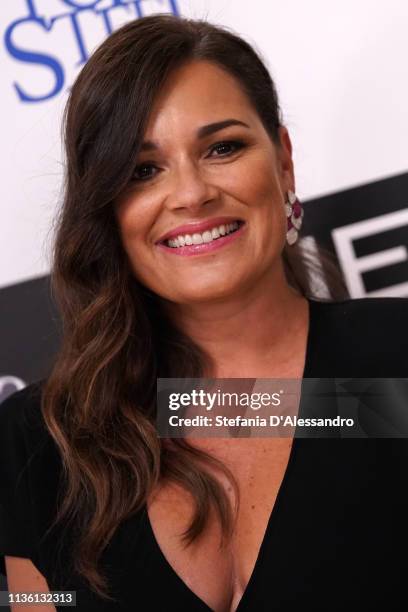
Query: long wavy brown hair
42,13,348,601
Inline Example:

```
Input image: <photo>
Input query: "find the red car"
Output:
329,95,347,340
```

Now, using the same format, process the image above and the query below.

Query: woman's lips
156,221,246,256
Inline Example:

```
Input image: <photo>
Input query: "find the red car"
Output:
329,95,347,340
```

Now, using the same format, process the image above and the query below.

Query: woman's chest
146,438,294,612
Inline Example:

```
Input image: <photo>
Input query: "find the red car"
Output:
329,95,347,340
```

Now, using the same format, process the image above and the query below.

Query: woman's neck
162,263,309,377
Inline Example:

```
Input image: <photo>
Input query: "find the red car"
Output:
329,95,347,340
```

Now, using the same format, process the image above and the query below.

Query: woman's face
115,59,295,304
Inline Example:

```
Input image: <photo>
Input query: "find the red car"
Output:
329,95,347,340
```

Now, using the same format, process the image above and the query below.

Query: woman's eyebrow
139,118,251,152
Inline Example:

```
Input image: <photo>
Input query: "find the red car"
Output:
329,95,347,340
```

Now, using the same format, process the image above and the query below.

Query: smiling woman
1,13,408,612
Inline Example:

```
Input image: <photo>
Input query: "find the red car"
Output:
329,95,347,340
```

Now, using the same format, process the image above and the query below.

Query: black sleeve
0,384,44,577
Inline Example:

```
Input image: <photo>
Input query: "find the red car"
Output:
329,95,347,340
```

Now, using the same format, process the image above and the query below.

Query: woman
1,14,407,612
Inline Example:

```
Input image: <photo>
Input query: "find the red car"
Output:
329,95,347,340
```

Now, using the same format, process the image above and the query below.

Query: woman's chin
162,282,242,305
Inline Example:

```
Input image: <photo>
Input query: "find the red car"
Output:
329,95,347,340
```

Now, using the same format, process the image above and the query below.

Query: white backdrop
1,0,408,289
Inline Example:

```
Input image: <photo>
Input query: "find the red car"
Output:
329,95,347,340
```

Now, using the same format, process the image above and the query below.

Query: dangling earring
285,189,304,245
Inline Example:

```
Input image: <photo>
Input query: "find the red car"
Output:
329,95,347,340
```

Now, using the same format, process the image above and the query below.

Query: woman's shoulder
0,379,61,474
311,296,408,313
310,295,408,334
0,381,64,581
311,294,408,317
1,380,43,411
0,380,63,502
308,296,408,376
0,380,48,446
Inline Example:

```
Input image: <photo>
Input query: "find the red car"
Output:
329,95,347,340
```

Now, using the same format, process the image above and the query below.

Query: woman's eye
132,163,158,182
132,140,245,182
209,140,246,157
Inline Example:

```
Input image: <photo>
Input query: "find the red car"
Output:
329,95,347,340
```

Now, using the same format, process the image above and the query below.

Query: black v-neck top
1,296,408,611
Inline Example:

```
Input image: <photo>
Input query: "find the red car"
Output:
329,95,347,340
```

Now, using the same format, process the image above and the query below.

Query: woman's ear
276,125,295,194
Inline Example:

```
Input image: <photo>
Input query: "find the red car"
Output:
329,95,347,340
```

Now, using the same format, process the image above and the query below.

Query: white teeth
192,233,203,245
165,220,241,248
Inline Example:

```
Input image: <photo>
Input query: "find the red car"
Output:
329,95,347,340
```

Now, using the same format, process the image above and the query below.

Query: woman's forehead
141,61,258,141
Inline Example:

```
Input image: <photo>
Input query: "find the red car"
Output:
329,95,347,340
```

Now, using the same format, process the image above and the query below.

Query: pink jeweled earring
284,190,304,245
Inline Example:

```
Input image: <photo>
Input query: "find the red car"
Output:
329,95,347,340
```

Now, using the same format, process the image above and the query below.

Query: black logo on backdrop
302,172,408,297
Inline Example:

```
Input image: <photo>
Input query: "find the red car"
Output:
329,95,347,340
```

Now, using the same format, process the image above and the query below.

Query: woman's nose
164,160,219,213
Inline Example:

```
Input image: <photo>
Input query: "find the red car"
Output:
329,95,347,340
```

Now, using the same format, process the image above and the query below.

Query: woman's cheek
231,156,280,203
